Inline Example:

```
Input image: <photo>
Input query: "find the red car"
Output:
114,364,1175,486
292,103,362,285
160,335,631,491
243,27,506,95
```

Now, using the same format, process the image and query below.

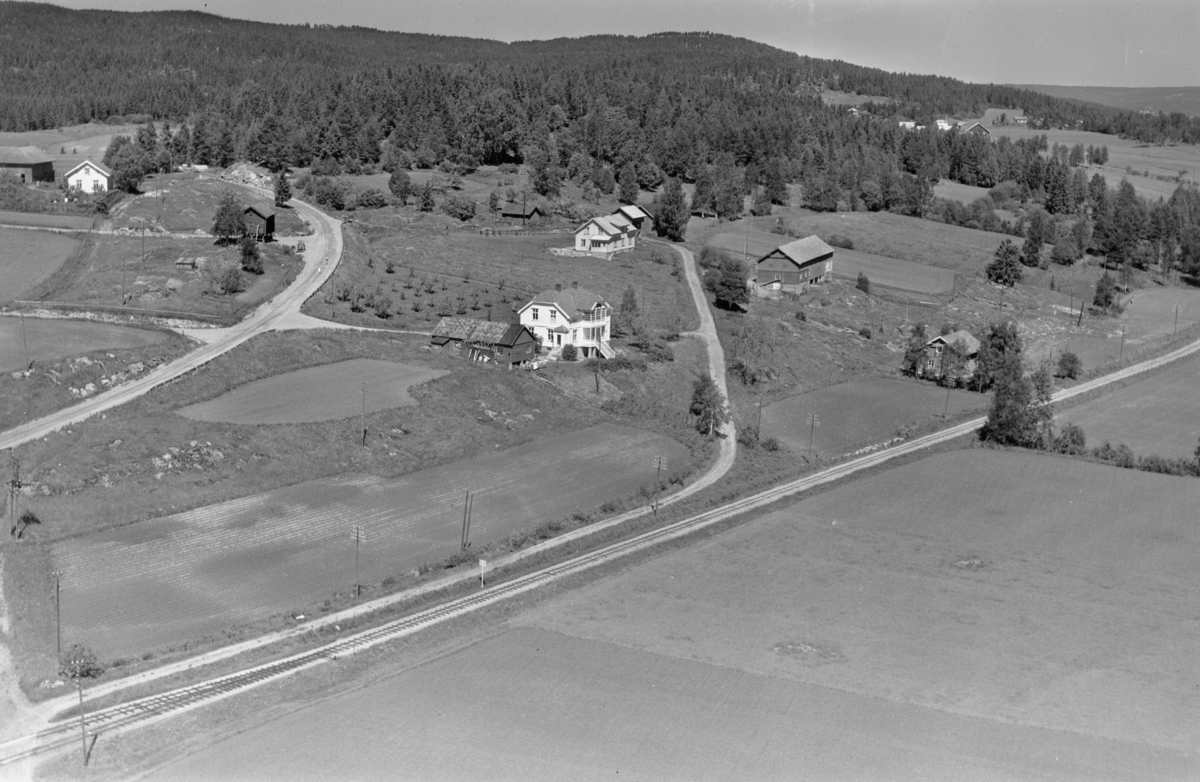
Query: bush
737,425,760,446
219,266,244,294
642,341,674,362
858,326,872,339
560,343,578,361
827,233,855,250
587,356,647,372
60,644,105,679
356,188,388,209
1053,423,1087,455
855,272,871,294
441,194,477,221
761,437,781,452
1055,350,1081,379
795,309,807,322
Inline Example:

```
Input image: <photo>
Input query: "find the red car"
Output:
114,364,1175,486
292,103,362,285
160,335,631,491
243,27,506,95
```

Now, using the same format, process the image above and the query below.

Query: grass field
51,423,690,658
304,221,697,334
761,377,987,456
1058,349,1200,458
0,317,168,373
0,227,80,302
21,230,303,321
178,359,448,424
152,448,1200,780
0,210,95,230
932,180,992,204
114,173,309,236
709,229,955,293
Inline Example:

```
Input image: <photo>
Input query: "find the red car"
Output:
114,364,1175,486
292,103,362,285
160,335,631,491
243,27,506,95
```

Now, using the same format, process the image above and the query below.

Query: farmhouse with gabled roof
430,317,538,366
574,213,638,255
919,329,980,383
64,159,112,192
753,235,834,296
0,146,55,183
518,281,614,360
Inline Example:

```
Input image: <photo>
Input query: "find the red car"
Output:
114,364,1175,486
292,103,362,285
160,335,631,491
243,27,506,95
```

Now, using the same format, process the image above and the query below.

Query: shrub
1053,423,1087,455
737,425,760,446
795,309,807,322
586,356,647,372
60,644,105,679
219,266,244,294
761,437,781,451
855,272,871,294
441,194,477,221
827,233,855,250
1056,350,1081,379
642,341,674,362
560,343,578,361
356,188,388,209
858,326,872,339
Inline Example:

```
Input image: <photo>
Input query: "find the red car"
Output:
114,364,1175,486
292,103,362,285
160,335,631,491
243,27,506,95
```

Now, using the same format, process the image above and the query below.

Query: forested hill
4,0,1199,179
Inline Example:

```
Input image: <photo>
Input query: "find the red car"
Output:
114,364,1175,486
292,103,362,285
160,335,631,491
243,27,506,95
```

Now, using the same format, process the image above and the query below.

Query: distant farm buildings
753,235,834,296
64,159,112,192
500,202,544,223
430,317,538,367
0,146,55,184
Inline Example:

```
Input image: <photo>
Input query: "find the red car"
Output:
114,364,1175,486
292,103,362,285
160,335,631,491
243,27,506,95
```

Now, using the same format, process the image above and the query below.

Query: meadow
0,227,80,301
51,423,690,659
0,210,95,230
932,180,992,204
761,377,986,456
178,359,448,424
114,172,308,236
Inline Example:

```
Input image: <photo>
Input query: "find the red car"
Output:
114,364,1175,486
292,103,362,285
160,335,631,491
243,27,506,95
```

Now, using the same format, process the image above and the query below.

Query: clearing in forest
177,359,448,424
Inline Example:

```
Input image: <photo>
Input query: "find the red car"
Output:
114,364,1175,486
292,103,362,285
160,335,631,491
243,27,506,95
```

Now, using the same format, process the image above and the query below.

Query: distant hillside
1013,85,1200,118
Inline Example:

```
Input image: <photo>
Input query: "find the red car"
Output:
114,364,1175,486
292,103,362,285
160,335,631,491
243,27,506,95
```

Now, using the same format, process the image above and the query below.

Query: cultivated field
1058,348,1200,458
761,377,986,456
0,227,80,302
153,449,1200,780
178,359,448,424
51,424,691,658
0,121,143,181
709,229,955,293
305,221,696,334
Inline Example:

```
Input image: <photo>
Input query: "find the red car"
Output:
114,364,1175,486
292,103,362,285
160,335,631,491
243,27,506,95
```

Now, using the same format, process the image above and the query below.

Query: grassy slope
0,228,79,302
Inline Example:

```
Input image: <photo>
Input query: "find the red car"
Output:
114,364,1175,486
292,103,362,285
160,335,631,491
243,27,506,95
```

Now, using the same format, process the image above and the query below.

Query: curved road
0,197,342,451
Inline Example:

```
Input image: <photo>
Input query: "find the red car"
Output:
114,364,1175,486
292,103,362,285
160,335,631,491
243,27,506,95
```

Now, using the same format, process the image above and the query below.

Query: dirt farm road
0,193,343,452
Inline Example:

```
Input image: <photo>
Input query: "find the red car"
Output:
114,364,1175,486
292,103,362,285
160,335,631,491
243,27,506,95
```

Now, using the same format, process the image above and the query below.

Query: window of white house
531,308,539,321
549,310,556,322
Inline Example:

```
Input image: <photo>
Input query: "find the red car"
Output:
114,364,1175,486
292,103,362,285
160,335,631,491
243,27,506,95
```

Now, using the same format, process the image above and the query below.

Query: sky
47,0,1200,88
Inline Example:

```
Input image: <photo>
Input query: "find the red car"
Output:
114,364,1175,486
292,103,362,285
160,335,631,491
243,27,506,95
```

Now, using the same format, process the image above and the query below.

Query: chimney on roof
572,281,578,289
555,283,562,292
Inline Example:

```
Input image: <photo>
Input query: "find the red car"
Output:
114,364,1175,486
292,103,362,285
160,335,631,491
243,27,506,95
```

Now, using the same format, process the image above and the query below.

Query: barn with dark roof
0,146,55,184
430,317,538,366
754,235,835,295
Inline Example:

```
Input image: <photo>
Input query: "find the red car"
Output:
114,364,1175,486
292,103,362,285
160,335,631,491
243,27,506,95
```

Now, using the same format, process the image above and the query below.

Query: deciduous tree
689,373,728,436
655,177,688,241
986,239,1022,286
211,190,244,243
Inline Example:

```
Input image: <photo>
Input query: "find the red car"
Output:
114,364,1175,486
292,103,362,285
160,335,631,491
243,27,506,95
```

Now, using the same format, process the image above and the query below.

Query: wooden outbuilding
242,204,276,240
753,235,835,295
0,146,55,184
430,318,538,366
500,203,544,223
919,329,981,383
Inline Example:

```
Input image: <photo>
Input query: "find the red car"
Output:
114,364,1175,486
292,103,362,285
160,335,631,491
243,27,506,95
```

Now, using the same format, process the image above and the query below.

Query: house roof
431,317,516,345
616,204,652,222
0,146,54,166
760,235,835,267
244,204,276,220
63,159,112,179
576,215,633,237
964,122,991,135
927,329,981,355
521,285,609,320
501,203,542,217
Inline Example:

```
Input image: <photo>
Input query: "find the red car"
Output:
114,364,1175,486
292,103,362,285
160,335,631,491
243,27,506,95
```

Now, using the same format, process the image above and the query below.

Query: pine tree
273,172,292,207
212,190,244,242
618,163,639,204
656,177,689,241
986,239,1022,286
418,181,436,212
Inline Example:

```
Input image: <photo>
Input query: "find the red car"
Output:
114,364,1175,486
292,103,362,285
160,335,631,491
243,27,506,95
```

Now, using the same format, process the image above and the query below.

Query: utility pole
1175,304,1179,335
8,452,26,539
52,569,62,662
1076,298,1085,327
943,383,952,420
1120,324,1126,359
806,413,820,459
350,526,365,598
756,393,764,436
360,383,367,448
652,455,664,516
460,490,474,550
19,311,29,370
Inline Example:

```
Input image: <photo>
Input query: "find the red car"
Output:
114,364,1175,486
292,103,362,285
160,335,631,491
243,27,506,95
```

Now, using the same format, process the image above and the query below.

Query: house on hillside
430,317,538,366
64,160,112,193
243,204,276,240
0,146,55,184
613,204,654,232
963,122,992,137
752,235,835,296
935,119,955,131
500,202,544,223
518,282,613,360
898,121,917,131
574,213,638,255
919,329,980,383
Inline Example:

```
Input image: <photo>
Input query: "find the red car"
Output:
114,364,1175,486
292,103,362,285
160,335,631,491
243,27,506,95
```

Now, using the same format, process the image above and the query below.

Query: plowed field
177,359,448,424
53,423,689,657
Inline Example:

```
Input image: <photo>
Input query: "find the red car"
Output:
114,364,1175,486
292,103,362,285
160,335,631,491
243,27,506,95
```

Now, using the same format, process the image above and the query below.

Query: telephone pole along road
0,194,343,452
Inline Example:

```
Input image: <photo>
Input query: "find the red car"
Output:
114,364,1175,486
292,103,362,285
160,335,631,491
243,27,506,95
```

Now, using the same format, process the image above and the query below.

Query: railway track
4,329,1198,768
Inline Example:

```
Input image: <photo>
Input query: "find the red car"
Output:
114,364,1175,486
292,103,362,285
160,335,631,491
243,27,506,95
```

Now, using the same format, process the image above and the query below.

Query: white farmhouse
63,159,112,193
518,282,614,360
574,213,637,255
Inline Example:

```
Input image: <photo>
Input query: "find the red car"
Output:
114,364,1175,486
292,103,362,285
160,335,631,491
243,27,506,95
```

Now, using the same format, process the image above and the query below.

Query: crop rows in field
708,230,953,294
52,423,690,657
762,377,986,456
177,359,449,424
